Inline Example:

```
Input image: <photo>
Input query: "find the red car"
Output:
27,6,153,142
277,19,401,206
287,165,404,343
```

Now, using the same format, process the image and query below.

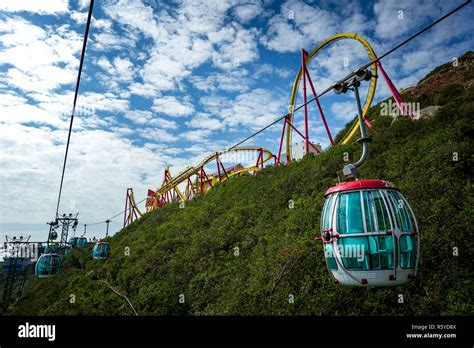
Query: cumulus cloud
260,0,339,53
0,0,69,15
200,88,287,129
152,96,195,117
331,101,357,122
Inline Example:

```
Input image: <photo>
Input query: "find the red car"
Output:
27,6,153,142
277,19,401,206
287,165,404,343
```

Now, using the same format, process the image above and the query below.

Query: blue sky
0,0,473,242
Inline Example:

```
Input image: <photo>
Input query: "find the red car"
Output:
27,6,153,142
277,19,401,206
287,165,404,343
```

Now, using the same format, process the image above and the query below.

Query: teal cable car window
386,190,412,232
367,236,394,269
336,192,364,234
324,244,338,270
399,235,415,268
363,190,392,232
363,191,376,232
321,194,335,231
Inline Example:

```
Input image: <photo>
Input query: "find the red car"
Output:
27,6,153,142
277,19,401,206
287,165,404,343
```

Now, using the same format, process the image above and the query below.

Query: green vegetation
5,56,474,316
418,51,474,85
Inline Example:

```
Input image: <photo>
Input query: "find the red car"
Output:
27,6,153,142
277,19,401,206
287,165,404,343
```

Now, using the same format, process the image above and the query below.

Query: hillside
5,53,474,316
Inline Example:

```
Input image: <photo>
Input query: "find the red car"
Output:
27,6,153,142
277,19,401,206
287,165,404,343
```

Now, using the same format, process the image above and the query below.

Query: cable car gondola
92,242,110,260
68,237,79,248
316,68,419,286
68,236,88,248
320,180,419,286
35,253,62,278
77,237,88,248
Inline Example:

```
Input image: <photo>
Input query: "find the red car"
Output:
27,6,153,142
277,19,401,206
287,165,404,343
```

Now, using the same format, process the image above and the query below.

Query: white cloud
123,110,178,129
128,82,159,98
254,63,293,79
233,2,264,23
212,26,260,70
0,0,69,15
138,127,176,143
190,69,252,93
182,128,213,142
96,56,135,83
201,88,286,129
104,0,260,91
77,92,129,114
0,103,66,128
260,0,339,53
152,96,194,117
0,92,27,107
0,17,82,94
373,0,441,40
0,123,169,223
186,113,222,130
331,101,357,122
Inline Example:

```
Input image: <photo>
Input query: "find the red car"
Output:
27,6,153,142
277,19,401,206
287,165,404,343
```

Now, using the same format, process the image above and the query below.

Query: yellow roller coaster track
134,147,274,215
286,33,378,159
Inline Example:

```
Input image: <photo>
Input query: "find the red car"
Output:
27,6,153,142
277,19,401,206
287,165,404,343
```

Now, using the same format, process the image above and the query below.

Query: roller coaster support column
301,49,310,154
123,188,138,227
302,49,335,146
256,148,264,169
277,113,321,163
199,167,212,193
215,153,229,182
277,115,290,164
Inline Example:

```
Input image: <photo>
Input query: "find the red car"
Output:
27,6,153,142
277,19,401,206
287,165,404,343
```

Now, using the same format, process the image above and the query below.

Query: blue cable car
35,253,62,278
319,179,419,286
68,237,79,248
77,237,88,248
92,242,110,260
68,237,87,248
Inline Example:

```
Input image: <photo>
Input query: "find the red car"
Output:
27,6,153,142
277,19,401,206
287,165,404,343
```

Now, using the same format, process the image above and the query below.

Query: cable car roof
325,179,397,196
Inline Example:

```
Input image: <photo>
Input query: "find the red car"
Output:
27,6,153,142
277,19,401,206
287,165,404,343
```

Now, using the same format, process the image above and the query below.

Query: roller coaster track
124,147,274,225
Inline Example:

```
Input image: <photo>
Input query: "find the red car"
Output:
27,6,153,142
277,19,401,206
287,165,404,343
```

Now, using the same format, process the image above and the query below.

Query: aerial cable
83,197,147,227
54,0,94,218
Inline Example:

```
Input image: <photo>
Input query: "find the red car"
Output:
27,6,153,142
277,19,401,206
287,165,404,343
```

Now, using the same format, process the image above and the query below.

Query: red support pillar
255,148,263,169
301,49,309,154
216,152,221,180
200,168,204,192
376,60,414,119
277,115,288,164
123,189,130,227
219,159,229,181
305,65,335,146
